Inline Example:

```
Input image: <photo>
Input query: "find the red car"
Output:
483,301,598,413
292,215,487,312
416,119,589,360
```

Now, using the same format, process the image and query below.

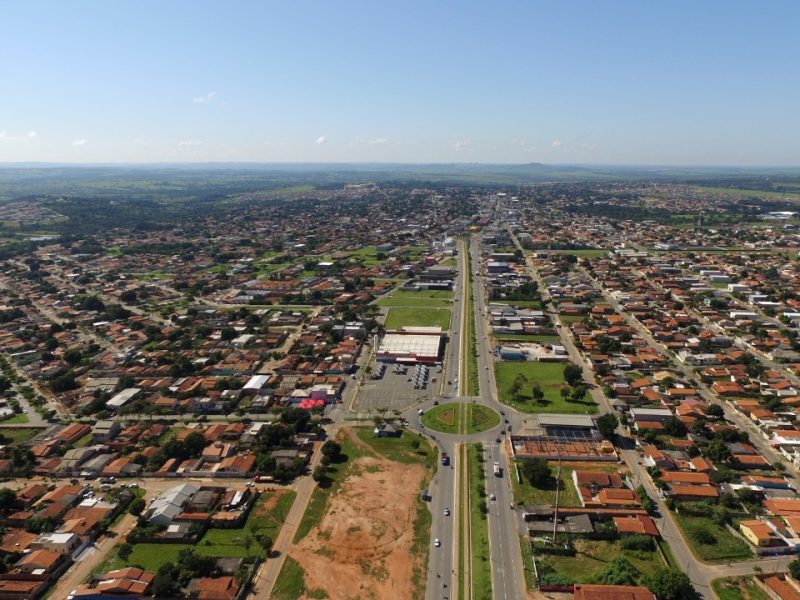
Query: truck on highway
441,452,449,466
493,461,502,477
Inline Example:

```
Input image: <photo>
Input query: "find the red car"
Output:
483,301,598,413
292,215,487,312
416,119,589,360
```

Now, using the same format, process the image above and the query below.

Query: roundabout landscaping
421,402,500,435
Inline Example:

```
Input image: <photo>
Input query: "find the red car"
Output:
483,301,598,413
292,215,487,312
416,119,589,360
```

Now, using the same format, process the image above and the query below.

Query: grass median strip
464,239,479,396
468,443,492,600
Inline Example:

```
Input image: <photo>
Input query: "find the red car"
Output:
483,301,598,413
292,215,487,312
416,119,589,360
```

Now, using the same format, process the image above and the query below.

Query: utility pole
552,454,562,545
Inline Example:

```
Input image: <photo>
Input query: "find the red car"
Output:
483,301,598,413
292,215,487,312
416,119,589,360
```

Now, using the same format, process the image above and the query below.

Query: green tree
706,438,733,464
321,440,341,459
596,413,619,439
520,458,553,488
563,362,582,386
183,431,206,457
0,488,16,514
591,556,640,586
644,569,695,600
118,542,133,564
64,348,82,366
151,563,181,598
129,497,146,516
789,557,800,580
531,384,545,403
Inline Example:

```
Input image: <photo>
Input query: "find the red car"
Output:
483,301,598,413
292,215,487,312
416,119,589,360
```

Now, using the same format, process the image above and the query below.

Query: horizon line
0,161,799,169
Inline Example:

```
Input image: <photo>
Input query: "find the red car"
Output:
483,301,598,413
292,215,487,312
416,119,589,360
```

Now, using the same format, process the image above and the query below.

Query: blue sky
1,1,798,165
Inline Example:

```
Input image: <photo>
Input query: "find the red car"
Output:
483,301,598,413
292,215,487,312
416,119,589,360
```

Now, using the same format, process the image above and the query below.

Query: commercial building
376,327,443,365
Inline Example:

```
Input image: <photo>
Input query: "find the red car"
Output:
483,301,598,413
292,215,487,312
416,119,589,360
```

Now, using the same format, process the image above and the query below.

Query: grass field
494,362,597,414
538,538,666,583
692,185,800,201
384,306,451,330
674,513,752,562
1,413,29,424
712,576,770,600
376,288,453,308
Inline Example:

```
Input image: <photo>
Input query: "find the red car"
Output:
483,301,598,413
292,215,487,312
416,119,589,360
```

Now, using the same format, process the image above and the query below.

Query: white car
443,508,450,516
434,538,441,547
490,494,496,501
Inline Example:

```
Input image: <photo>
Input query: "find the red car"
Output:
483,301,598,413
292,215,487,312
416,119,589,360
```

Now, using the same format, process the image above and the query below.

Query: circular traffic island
421,402,500,434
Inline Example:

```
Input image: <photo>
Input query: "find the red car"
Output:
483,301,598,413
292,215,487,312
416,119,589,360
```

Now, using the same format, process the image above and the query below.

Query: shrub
620,534,655,551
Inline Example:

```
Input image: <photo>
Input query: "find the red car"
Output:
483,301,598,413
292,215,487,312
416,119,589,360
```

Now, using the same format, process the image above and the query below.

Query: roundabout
420,401,501,435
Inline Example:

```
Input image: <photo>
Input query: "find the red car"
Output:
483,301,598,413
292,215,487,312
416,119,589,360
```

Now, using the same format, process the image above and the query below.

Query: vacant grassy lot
712,576,770,600
538,538,666,583
354,427,435,468
384,306,451,330
377,288,453,308
271,556,327,600
675,513,752,562
511,464,581,507
285,427,434,600
294,434,363,544
494,361,597,414
0,427,41,444
558,314,587,324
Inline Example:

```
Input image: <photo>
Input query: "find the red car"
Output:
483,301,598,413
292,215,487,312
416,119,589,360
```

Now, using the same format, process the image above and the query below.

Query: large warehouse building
376,326,443,365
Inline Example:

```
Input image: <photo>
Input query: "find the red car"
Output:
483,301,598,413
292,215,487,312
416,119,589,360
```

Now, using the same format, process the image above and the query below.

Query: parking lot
353,360,443,412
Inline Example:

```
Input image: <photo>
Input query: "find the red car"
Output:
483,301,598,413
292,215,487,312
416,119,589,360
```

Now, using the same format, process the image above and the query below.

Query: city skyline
2,0,799,165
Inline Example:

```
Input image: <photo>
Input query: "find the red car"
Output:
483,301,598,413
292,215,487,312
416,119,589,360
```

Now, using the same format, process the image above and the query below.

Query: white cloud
72,139,87,146
314,136,327,145
178,140,202,147
0,130,38,142
368,137,388,145
451,139,470,152
192,92,215,104
551,139,563,149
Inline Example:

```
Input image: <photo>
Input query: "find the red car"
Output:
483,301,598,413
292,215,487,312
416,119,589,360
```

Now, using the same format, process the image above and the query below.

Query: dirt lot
289,434,426,599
